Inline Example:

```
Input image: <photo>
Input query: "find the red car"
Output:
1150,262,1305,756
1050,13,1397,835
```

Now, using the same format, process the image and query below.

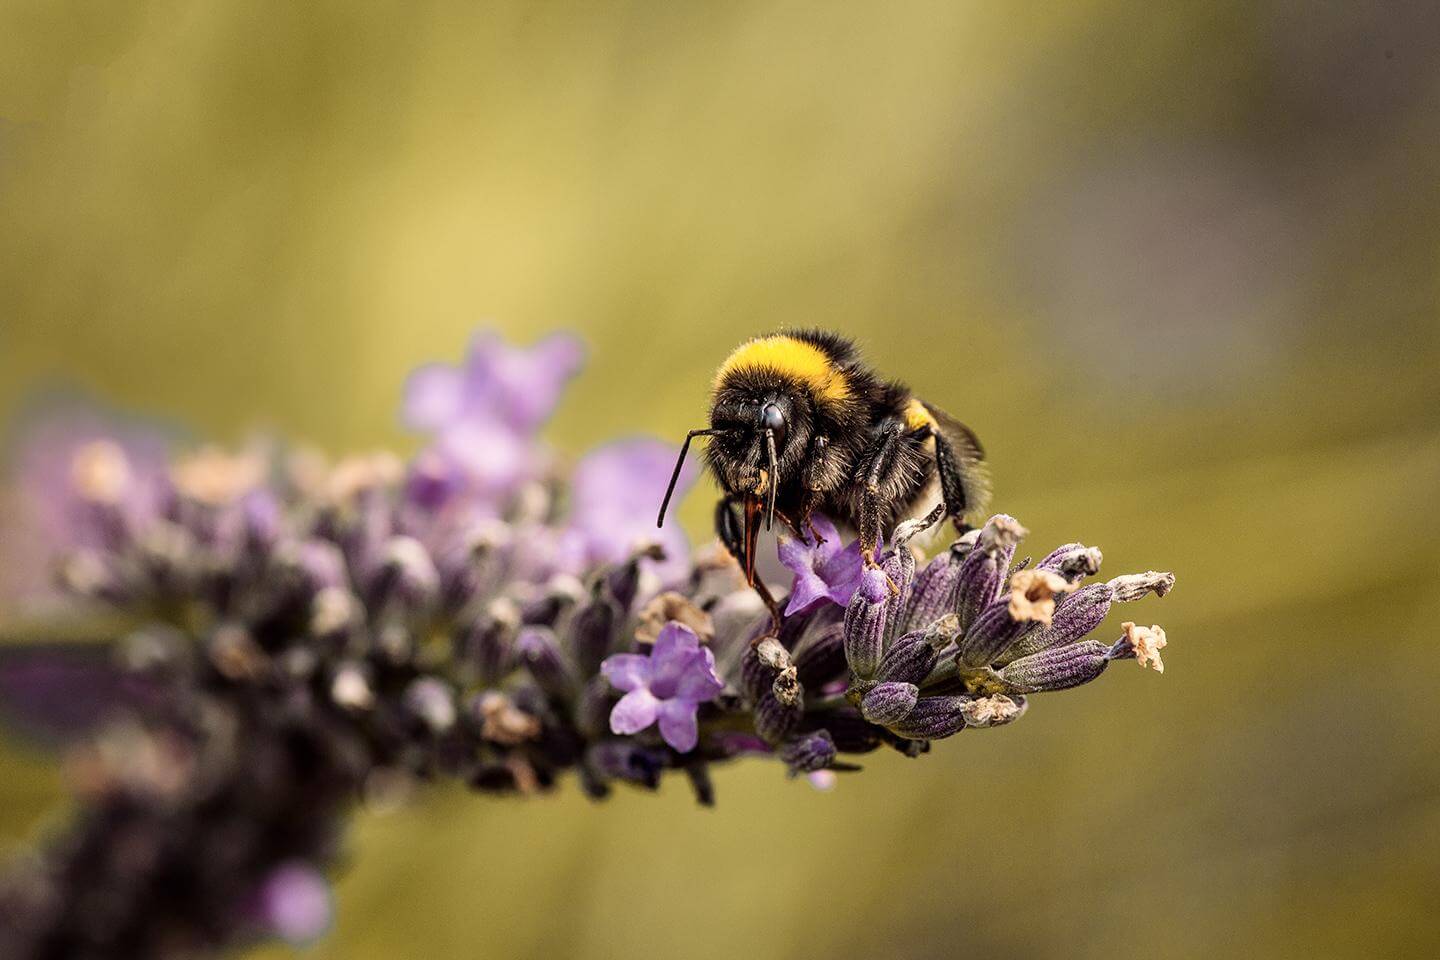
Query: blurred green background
2,2,1439,957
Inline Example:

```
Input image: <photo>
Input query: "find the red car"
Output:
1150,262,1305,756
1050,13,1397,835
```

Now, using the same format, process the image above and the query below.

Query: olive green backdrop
2,2,1438,958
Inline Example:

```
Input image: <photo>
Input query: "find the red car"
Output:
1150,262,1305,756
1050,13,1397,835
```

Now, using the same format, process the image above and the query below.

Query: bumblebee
656,330,989,605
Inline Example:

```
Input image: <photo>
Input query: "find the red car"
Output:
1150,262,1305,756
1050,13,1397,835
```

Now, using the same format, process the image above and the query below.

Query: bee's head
704,378,814,493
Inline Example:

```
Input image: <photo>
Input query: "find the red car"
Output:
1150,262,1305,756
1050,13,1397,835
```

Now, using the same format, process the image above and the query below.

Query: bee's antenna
657,428,725,528
763,428,778,531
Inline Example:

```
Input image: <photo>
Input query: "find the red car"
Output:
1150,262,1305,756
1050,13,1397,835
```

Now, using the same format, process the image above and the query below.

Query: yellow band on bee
904,398,936,431
713,336,850,403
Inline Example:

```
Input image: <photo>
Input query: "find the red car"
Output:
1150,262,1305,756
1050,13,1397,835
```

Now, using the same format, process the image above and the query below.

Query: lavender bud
843,566,890,680
568,590,619,676
998,640,1112,693
275,539,348,593
516,626,574,698
464,598,520,684
886,694,969,741
875,631,939,685
860,682,919,726
901,547,965,634
754,691,802,744
779,730,837,773
367,536,439,610
954,515,1026,631
793,624,847,688
957,601,1036,668
1108,571,1176,601
739,646,773,704
403,677,457,734
1039,543,1104,582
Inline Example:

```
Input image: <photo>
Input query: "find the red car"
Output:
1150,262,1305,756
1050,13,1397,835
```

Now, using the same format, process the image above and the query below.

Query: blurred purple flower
601,622,722,752
403,331,584,433
402,331,584,503
778,513,865,615
557,438,696,583
249,861,332,946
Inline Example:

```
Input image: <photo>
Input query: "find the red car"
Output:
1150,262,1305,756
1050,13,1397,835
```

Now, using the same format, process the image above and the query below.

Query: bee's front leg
715,495,783,638
799,434,843,545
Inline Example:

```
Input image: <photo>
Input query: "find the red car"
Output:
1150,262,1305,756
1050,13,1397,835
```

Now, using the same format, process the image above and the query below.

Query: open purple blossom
601,622,723,752
777,513,865,615
0,329,1177,960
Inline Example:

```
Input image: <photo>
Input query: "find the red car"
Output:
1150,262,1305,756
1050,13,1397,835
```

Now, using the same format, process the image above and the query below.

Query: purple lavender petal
656,698,700,752
562,438,695,583
599,653,651,693
672,646,724,702
648,622,700,698
609,688,660,735
401,363,466,431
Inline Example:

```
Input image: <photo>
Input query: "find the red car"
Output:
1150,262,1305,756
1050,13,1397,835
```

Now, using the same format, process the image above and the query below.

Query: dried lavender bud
772,666,803,707
1038,542,1104,582
779,730,836,773
959,694,1026,728
998,640,1113,693
875,631,940,685
886,694,970,741
755,636,792,671
860,682,919,726
1112,622,1168,672
329,661,374,710
1108,571,1176,602
843,566,890,680
954,514,1026,631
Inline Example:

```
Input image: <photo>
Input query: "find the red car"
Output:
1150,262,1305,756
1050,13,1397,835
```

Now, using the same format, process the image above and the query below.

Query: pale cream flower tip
70,440,133,504
1123,621,1168,673
1007,569,1073,625
171,446,265,506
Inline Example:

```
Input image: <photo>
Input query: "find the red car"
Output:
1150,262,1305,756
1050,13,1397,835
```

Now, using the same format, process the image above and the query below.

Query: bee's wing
922,401,992,526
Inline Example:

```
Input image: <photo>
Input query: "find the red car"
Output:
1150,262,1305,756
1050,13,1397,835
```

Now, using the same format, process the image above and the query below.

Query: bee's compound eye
761,403,787,444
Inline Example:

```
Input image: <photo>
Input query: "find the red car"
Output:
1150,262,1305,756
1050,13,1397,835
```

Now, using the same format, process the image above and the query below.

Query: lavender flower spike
0,329,1181,960
600,622,723,752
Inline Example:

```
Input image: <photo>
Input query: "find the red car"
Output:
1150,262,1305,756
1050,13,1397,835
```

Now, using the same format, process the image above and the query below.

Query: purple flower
557,438,697,583
600,622,722,752
401,331,584,504
403,331,584,434
777,514,865,615
249,861,332,946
